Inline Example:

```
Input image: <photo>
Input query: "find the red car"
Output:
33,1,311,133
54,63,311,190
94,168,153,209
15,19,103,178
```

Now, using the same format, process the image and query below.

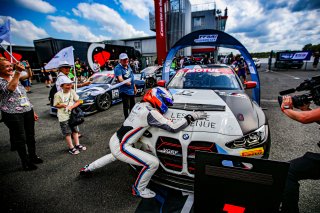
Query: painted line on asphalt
261,99,278,103
268,70,301,80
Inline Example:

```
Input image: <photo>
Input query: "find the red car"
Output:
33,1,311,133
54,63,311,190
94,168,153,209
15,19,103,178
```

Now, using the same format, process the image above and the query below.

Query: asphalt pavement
0,64,319,213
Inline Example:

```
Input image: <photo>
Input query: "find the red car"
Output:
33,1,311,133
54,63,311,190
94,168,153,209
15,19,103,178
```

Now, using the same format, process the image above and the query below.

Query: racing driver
80,87,206,198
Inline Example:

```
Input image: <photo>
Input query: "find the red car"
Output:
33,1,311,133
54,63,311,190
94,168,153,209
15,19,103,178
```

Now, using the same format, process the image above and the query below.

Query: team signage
277,51,312,61
194,34,218,43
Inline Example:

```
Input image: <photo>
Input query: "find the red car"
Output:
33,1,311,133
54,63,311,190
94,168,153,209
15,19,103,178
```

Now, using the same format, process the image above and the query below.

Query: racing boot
79,164,93,177
132,186,156,198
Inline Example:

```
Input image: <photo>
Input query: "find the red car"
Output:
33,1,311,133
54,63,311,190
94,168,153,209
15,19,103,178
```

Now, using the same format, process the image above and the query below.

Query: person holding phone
0,57,43,171
19,60,32,93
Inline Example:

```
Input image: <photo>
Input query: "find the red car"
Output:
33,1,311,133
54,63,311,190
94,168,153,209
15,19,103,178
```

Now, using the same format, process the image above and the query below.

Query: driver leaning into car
80,87,206,198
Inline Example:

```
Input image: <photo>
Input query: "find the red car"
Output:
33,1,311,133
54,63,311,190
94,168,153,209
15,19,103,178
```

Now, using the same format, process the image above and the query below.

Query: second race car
50,71,146,116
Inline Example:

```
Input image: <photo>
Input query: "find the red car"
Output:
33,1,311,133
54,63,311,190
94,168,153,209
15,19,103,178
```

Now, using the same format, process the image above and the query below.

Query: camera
278,75,320,108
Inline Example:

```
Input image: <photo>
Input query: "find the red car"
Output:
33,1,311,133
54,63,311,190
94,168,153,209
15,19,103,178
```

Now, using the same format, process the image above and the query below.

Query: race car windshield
167,68,241,90
90,75,113,84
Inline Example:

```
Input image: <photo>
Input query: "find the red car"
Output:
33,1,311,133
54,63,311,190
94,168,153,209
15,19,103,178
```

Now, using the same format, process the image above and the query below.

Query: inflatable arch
162,29,261,105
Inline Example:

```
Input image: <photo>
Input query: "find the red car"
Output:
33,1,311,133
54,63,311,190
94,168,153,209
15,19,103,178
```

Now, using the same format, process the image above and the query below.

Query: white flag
45,46,74,69
0,19,10,43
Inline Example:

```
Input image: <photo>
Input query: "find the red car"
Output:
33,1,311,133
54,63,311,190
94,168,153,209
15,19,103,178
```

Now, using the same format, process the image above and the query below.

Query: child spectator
53,77,86,155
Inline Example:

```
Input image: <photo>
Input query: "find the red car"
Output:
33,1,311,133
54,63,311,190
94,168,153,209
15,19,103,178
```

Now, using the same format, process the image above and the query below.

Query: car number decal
112,89,119,99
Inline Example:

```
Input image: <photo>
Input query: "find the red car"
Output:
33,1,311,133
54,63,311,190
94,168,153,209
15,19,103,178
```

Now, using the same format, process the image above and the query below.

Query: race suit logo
194,34,218,43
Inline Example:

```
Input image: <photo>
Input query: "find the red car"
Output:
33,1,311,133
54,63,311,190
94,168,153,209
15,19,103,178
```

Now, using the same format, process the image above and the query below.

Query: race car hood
77,83,111,96
168,89,260,135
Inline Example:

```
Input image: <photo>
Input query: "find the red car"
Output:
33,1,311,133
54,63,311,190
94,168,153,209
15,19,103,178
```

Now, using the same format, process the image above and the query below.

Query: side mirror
244,81,257,89
157,80,166,87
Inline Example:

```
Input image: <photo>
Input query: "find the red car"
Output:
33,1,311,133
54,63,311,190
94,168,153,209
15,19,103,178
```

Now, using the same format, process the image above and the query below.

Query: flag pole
73,49,77,92
0,43,18,62
9,33,12,63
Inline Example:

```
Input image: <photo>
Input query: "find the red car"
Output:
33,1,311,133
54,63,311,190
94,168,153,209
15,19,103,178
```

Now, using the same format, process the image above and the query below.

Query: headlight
80,91,91,99
226,125,268,149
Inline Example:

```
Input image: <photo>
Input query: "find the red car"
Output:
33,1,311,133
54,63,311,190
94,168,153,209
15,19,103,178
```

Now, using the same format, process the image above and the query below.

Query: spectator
134,58,139,73
54,77,86,155
179,56,184,68
114,53,136,119
92,60,101,73
81,62,89,81
20,60,32,93
42,63,52,88
146,58,149,67
0,57,43,171
233,55,247,82
313,52,319,70
106,61,113,71
55,61,90,92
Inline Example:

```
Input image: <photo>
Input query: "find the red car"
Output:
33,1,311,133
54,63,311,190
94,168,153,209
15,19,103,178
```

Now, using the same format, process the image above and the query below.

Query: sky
0,0,319,52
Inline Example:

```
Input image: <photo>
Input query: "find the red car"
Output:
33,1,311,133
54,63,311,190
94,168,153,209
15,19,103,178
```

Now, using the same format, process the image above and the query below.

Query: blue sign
277,51,312,61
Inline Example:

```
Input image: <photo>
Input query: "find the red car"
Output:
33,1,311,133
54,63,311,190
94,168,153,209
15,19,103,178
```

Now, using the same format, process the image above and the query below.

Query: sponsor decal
170,112,216,129
159,148,179,156
178,68,233,75
194,34,218,43
240,147,264,157
182,134,189,140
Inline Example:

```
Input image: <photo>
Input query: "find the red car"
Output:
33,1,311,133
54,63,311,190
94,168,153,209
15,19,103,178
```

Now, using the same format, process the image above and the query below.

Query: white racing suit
87,102,190,195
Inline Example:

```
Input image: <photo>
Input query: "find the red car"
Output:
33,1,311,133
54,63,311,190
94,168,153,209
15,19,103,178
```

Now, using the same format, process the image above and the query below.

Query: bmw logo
183,134,189,140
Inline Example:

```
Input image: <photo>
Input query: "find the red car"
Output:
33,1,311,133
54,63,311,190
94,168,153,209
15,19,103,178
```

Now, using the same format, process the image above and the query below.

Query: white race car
136,65,271,191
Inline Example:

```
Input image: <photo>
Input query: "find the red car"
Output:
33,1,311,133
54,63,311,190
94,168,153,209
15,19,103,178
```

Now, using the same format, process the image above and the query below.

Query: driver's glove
185,111,207,124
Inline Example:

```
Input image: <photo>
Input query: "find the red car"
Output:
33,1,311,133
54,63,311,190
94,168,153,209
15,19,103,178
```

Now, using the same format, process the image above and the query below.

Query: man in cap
55,60,90,92
114,53,137,119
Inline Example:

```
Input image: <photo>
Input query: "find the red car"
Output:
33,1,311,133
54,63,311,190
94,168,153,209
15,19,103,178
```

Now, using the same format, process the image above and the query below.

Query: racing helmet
142,87,173,114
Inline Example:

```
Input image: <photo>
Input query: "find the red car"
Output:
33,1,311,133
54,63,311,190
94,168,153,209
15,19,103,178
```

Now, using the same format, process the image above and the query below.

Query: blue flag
0,19,10,43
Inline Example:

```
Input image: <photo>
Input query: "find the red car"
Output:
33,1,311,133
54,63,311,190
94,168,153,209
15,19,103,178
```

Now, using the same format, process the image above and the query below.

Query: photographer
280,96,320,213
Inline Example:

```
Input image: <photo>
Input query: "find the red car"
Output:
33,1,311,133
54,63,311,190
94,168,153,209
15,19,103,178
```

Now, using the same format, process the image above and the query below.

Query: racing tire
96,93,111,111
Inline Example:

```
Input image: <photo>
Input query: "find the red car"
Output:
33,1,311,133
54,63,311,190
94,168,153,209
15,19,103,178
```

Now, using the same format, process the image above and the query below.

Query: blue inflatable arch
162,29,261,105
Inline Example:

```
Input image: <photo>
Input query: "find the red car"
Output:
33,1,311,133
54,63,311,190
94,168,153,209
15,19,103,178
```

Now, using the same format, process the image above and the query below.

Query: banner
0,19,10,43
45,46,75,69
277,51,312,61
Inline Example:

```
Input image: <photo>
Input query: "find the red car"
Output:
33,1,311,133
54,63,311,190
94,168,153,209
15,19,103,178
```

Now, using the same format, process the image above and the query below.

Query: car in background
141,66,163,88
253,58,261,68
136,65,271,191
141,66,176,88
50,71,145,116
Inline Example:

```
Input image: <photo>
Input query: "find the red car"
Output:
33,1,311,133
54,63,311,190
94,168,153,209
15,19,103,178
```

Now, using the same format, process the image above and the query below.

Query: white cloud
0,16,49,45
116,0,154,20
204,0,320,52
47,15,110,42
73,3,148,38
16,0,56,13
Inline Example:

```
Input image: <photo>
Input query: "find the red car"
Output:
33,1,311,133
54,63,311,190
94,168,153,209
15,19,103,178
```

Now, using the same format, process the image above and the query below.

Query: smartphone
21,61,27,67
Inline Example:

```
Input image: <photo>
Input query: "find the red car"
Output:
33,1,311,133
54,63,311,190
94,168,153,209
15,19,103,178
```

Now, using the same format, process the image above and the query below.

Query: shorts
238,69,246,78
60,121,79,136
21,79,31,87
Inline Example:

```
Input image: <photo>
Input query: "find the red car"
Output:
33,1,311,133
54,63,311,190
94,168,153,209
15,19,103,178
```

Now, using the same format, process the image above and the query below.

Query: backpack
49,84,58,106
68,107,85,127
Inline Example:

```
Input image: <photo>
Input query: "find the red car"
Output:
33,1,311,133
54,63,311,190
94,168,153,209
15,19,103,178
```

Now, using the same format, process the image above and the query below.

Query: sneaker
22,160,38,171
75,144,87,151
69,147,80,155
30,155,43,164
79,164,93,176
132,186,156,198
